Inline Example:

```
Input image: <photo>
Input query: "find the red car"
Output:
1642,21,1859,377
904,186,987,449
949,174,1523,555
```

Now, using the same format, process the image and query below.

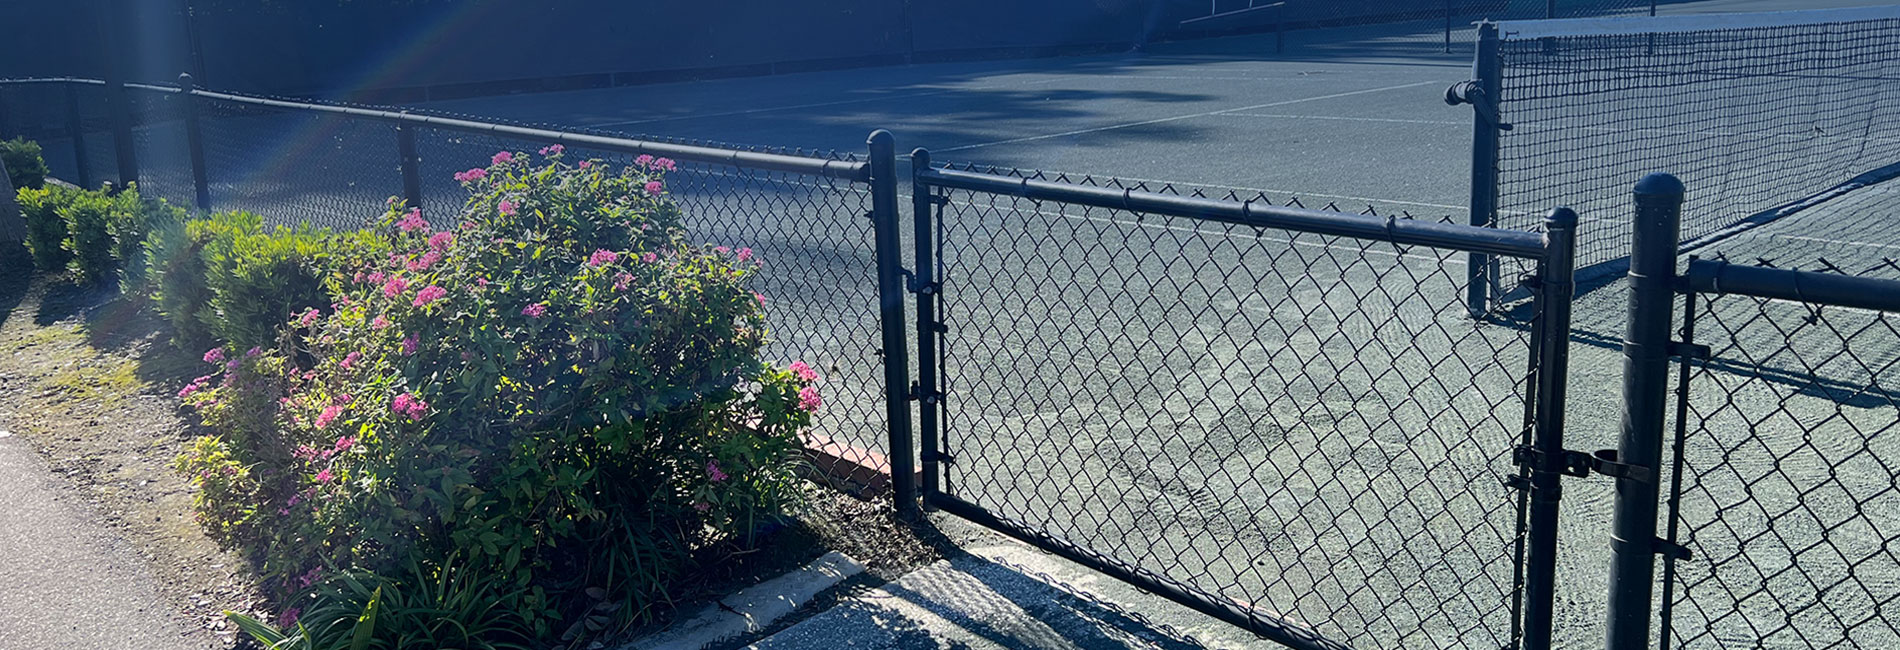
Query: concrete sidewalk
751,517,1276,650
0,432,201,650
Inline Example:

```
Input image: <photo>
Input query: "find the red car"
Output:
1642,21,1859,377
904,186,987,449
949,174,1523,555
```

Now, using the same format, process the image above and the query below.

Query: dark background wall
0,0,1506,101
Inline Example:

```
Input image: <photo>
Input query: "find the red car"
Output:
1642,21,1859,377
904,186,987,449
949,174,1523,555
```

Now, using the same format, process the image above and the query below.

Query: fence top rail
0,76,869,182
0,77,106,87
1495,5,1900,41
918,166,1550,260
1685,258,1900,313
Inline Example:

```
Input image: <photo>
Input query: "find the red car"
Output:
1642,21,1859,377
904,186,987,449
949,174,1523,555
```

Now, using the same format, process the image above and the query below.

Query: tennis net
1486,5,1900,278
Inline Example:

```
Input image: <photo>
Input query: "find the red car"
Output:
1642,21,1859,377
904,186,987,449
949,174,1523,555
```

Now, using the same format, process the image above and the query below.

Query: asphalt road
0,433,200,650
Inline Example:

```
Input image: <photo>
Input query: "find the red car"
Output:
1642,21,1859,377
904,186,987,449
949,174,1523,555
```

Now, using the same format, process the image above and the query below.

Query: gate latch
1513,446,1655,483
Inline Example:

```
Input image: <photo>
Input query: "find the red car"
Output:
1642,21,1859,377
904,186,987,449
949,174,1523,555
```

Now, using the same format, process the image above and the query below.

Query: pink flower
371,315,392,330
521,303,547,318
382,277,409,299
578,160,593,169
203,348,225,364
693,501,711,512
391,393,428,420
333,436,356,452
293,445,321,461
589,249,619,267
636,251,657,264
492,151,513,165
476,277,490,287
428,231,455,251
613,272,633,291
654,157,677,172
737,247,754,263
498,200,517,216
314,469,333,483
401,333,419,355
797,386,823,412
457,167,487,183
707,461,728,483
315,404,342,428
334,393,352,405
398,208,429,233
340,351,362,369
299,309,320,327
714,245,730,255
754,292,766,307
413,285,447,307
539,144,564,156
406,251,442,271
367,271,386,284
789,360,818,382
178,383,200,398
635,154,654,168
644,180,664,196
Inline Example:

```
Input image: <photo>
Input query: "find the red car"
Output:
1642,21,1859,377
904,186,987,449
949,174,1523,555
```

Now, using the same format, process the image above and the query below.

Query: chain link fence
1660,256,1900,650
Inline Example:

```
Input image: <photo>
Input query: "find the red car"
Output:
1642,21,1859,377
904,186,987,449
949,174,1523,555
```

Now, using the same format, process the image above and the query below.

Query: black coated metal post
1605,172,1684,650
1444,0,1454,54
64,82,93,190
396,123,423,211
867,130,916,519
99,1,139,188
1522,207,1578,650
179,74,211,211
911,148,941,512
1466,22,1504,318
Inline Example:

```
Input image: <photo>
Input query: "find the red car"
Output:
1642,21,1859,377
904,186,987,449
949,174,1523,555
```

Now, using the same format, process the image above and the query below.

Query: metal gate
906,152,1582,650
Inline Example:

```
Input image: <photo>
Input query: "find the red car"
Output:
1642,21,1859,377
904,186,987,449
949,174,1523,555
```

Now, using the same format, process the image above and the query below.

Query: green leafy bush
226,557,533,650
1,137,48,191
201,223,340,350
147,211,259,346
114,192,185,290
60,189,118,283
179,151,817,644
17,184,75,271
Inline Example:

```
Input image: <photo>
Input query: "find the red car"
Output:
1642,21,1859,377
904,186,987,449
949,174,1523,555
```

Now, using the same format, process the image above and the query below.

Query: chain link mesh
924,164,1540,649
1665,258,1900,650
126,86,195,207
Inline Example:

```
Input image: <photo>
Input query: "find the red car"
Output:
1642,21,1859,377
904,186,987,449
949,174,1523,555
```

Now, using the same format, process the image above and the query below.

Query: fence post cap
1633,172,1684,197
1544,207,1578,229
178,72,194,88
866,129,894,148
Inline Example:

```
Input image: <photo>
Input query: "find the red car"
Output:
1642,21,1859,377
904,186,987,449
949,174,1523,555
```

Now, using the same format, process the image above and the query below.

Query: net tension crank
1445,81,1513,131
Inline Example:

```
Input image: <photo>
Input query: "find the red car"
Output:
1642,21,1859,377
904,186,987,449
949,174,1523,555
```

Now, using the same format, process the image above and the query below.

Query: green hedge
1,137,48,191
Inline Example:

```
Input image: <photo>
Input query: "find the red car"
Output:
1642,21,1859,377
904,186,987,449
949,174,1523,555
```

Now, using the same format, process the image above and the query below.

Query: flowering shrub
178,150,816,641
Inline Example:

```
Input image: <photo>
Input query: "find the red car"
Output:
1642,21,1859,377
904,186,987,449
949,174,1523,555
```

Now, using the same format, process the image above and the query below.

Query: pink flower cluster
613,272,634,291
178,374,213,399
498,200,517,216
340,351,362,369
391,393,428,421
641,252,658,264
453,167,487,183
428,231,455,251
203,348,225,364
707,461,728,483
644,180,665,197
382,276,409,299
492,151,514,166
797,386,823,412
521,303,547,318
299,309,320,327
588,249,619,267
539,144,564,156
397,208,429,233
413,285,447,307
737,247,754,263
315,404,343,428
789,360,818,383
371,315,392,330
635,155,677,172
406,251,442,271
401,333,420,355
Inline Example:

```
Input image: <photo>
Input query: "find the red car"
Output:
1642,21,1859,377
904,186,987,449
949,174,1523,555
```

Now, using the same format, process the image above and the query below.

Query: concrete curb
622,551,865,650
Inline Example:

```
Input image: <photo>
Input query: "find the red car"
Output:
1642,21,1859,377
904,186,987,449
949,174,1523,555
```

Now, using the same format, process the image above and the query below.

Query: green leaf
224,611,289,646
349,586,381,650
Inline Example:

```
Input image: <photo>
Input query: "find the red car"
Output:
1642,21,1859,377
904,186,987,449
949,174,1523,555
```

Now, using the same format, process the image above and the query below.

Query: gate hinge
1669,341,1712,359
1654,538,1692,561
1514,446,1654,482
921,450,954,464
903,269,940,295
926,193,951,206
908,381,942,404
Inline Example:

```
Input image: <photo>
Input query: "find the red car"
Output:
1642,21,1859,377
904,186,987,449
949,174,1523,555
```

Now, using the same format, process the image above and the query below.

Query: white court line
1220,113,1466,126
933,80,1445,153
